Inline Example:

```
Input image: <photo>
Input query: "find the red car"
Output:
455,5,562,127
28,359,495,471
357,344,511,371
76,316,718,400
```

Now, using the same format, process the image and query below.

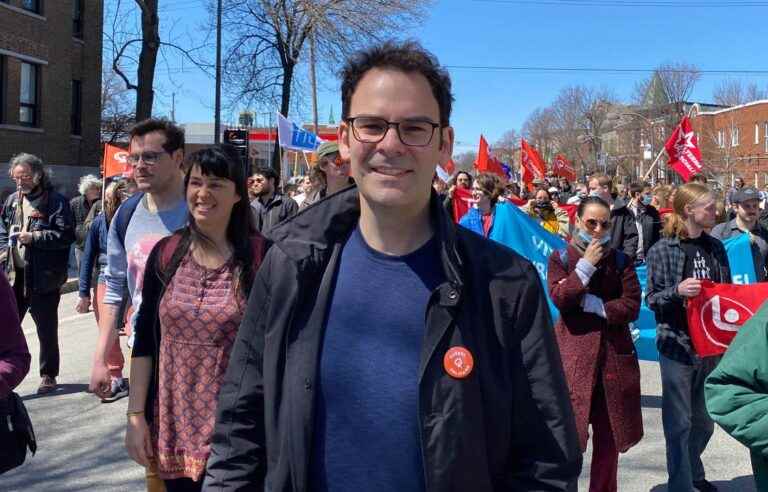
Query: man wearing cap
711,186,768,282
204,40,581,491
300,141,353,209
249,166,299,236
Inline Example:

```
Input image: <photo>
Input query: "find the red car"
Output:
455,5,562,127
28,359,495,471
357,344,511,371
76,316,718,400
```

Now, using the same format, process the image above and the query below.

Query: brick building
0,0,102,199
691,100,768,187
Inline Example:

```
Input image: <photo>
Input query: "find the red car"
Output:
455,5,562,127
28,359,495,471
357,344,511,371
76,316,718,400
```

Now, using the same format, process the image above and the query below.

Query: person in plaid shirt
645,182,731,492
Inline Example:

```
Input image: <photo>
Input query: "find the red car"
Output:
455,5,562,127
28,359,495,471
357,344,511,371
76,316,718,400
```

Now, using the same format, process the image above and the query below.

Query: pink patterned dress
152,253,245,481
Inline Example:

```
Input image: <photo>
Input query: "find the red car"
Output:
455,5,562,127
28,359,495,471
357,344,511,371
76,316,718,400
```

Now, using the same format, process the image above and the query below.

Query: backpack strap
114,192,144,250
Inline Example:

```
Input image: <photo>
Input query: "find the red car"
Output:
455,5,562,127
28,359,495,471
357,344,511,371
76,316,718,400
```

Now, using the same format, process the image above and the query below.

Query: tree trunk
272,63,294,181
135,0,160,121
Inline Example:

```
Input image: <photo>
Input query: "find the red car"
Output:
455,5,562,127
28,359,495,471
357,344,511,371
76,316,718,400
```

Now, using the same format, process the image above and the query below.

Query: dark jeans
164,478,202,492
659,353,719,492
13,270,61,378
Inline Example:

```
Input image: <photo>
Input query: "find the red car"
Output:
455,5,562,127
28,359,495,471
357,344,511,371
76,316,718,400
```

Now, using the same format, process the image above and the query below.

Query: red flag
552,154,576,182
102,143,131,178
475,135,507,179
520,139,547,190
452,186,473,223
665,116,703,182
559,203,578,225
443,158,456,176
686,281,768,357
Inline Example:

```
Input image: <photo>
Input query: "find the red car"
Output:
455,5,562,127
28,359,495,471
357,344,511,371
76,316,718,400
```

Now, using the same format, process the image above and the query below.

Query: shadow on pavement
641,394,662,409
21,384,89,402
649,475,756,491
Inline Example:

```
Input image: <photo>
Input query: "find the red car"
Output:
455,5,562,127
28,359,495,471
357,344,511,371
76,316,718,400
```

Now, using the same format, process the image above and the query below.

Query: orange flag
474,135,507,179
520,139,547,190
102,144,131,178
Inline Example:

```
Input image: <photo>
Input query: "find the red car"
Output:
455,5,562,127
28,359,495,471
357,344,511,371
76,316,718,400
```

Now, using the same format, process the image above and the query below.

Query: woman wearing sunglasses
300,142,353,209
546,196,643,492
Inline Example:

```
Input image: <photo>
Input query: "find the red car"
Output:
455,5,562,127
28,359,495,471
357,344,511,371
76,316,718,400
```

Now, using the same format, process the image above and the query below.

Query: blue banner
277,113,321,151
722,233,756,285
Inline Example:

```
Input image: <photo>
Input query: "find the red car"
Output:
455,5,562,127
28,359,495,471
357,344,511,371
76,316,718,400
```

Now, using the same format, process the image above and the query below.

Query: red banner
452,186,473,223
475,135,507,179
443,158,456,176
520,139,547,190
552,154,576,182
686,281,768,357
665,116,703,182
102,143,131,178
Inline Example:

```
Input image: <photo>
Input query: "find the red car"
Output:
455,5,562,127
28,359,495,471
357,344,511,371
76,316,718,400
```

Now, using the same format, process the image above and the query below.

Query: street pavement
1,290,758,491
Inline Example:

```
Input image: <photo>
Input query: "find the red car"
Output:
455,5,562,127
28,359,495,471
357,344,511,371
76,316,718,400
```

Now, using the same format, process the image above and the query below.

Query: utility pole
171,92,176,122
214,0,222,144
309,32,319,134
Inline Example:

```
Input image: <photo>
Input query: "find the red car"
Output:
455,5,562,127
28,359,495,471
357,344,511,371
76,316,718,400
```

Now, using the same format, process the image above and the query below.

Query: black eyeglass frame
345,117,445,147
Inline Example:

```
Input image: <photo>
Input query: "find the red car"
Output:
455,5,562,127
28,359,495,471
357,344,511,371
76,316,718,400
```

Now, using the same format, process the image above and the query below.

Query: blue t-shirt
309,226,445,492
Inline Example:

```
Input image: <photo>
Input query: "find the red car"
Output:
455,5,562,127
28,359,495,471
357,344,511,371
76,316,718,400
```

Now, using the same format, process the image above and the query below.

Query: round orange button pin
443,346,474,379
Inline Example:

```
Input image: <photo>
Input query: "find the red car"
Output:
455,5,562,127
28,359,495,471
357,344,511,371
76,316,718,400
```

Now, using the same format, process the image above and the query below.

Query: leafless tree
522,107,556,162
713,79,767,106
493,129,520,163
453,151,477,173
102,68,135,144
221,0,427,172
105,0,211,121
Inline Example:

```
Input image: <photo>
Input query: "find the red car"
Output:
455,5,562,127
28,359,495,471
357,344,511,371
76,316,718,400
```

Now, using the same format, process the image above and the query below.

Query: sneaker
101,378,129,403
694,480,719,492
37,376,57,394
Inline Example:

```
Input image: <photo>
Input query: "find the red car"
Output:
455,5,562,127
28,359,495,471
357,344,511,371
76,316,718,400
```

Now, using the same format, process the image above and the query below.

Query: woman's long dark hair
164,145,257,298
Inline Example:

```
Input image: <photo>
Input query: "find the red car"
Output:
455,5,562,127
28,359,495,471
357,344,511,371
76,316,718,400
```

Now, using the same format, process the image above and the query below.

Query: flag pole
642,105,698,182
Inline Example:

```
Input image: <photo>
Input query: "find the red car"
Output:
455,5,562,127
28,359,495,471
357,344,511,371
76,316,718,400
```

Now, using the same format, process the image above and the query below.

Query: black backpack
0,392,37,474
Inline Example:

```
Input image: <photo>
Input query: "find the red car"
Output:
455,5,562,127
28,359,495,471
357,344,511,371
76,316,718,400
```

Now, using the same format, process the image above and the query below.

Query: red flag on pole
475,135,507,179
443,158,456,176
686,281,768,357
520,138,547,189
102,144,131,178
664,116,703,182
552,154,576,182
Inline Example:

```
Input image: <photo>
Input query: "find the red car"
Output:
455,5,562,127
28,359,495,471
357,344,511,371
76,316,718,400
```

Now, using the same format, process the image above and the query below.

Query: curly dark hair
474,173,503,205
129,118,185,154
340,40,454,127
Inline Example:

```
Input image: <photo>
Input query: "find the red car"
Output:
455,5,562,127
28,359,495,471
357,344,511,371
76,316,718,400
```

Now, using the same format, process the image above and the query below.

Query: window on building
21,0,41,14
72,0,83,38
732,126,740,147
717,129,725,148
765,122,768,153
70,79,81,135
757,124,761,145
19,62,38,127
0,56,4,124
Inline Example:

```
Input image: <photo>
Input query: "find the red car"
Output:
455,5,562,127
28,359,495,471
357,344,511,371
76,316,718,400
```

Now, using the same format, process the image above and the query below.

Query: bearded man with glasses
204,41,581,491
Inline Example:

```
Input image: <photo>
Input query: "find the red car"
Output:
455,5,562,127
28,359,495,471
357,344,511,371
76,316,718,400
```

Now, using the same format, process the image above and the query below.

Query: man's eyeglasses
347,117,442,147
126,151,165,166
584,218,611,230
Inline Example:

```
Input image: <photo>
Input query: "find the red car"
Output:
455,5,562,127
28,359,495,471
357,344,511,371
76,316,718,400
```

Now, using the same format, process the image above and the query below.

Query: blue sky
157,0,768,154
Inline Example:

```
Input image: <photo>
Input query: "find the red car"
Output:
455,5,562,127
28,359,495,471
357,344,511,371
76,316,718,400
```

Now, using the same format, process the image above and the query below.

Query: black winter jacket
250,193,298,237
610,199,640,261
203,186,582,491
0,189,74,295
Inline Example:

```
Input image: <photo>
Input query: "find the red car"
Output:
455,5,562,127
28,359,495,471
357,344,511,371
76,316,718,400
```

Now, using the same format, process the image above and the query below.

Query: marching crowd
2,40,768,492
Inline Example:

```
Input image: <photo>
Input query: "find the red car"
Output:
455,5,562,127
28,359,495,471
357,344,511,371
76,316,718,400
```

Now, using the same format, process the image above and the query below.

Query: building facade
0,0,102,198
691,100,768,187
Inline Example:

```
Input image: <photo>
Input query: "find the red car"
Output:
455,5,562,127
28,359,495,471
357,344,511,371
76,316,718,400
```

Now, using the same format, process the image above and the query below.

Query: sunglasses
584,218,611,230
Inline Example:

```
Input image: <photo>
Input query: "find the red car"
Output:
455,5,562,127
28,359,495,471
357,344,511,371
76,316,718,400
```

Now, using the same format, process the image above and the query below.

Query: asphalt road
0,291,757,491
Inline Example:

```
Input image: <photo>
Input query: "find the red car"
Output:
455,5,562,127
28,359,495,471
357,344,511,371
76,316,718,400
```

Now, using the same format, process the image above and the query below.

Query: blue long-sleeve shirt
78,213,109,297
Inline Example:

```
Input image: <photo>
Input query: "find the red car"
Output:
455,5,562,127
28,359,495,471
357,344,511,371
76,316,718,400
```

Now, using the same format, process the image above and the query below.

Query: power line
445,65,768,75
472,0,768,6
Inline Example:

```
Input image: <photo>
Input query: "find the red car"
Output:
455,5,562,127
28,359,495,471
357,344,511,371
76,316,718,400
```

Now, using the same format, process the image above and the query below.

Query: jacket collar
267,183,464,289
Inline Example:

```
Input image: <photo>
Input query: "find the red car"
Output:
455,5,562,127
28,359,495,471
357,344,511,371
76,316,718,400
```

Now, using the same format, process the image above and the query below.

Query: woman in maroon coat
0,270,30,400
547,196,643,492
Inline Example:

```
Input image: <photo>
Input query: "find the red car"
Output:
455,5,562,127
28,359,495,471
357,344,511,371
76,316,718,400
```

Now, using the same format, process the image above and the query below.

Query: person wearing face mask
521,187,570,238
547,196,643,492
459,172,502,238
589,174,639,262
711,186,768,282
627,181,662,264
567,182,589,205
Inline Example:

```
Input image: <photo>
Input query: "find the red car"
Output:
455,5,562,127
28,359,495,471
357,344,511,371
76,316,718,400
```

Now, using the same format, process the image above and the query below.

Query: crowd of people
2,40,768,492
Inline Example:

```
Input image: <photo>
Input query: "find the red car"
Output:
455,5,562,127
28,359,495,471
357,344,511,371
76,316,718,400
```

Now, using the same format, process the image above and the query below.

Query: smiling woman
124,145,269,491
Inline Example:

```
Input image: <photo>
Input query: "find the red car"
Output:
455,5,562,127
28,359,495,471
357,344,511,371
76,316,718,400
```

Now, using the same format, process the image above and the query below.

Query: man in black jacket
249,166,298,236
0,153,74,394
589,173,639,261
204,41,580,492
626,181,662,264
